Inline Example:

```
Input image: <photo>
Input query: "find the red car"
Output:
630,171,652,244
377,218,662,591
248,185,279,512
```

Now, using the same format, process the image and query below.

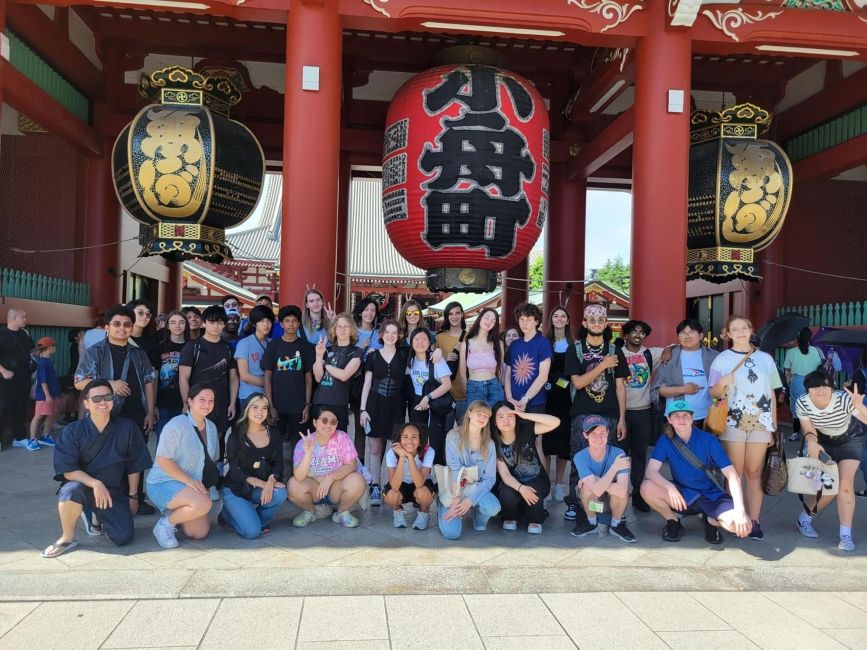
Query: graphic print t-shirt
505,333,552,407
564,341,628,418
622,346,663,410
679,348,710,420
313,345,361,407
293,430,357,477
262,337,315,414
157,340,186,409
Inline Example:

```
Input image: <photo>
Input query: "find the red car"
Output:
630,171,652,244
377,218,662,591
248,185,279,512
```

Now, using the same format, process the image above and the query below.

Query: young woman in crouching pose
383,423,436,529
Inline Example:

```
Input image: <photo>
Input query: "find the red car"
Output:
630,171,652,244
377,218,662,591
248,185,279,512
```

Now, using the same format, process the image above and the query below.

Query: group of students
29,292,867,557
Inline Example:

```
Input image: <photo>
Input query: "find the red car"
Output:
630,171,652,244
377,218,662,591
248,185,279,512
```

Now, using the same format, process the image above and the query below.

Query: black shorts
819,433,864,463
386,479,436,505
677,495,735,520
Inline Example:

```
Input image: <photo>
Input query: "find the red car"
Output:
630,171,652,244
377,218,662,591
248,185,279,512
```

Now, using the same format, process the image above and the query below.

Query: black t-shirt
0,327,35,381
313,344,361,408
261,337,315,414
156,340,186,409
563,339,629,418
109,343,145,426
179,337,236,406
131,333,162,371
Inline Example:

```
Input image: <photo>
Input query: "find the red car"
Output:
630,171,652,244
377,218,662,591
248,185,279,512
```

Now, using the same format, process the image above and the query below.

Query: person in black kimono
41,380,152,558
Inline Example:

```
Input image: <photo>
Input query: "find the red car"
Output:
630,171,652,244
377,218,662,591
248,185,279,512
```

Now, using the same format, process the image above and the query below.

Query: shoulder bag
192,419,220,489
761,428,788,496
669,434,728,494
424,361,454,418
706,350,753,436
787,435,839,507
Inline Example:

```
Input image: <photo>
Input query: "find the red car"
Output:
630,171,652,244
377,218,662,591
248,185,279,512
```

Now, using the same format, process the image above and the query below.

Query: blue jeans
438,491,501,540
465,378,505,407
220,486,288,539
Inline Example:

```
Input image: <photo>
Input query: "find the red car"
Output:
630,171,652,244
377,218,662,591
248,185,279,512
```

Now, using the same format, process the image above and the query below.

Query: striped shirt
795,391,856,437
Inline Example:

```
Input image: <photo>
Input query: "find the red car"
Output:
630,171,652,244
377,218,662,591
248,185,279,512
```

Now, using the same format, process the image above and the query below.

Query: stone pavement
1,438,867,648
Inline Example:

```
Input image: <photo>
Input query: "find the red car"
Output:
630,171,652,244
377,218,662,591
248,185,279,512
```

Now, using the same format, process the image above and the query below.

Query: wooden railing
1,268,90,307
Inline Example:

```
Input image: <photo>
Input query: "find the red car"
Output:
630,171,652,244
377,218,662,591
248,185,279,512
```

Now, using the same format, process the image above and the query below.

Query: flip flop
41,540,78,559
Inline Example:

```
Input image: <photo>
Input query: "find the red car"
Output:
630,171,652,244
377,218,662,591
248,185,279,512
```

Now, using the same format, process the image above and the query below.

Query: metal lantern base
426,268,499,293
140,223,233,264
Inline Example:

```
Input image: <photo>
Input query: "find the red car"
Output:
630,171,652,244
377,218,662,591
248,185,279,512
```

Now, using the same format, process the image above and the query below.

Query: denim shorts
146,479,188,513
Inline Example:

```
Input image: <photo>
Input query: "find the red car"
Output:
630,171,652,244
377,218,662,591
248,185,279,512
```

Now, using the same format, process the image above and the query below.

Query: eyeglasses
405,310,421,316
317,417,338,425
88,394,115,403
109,321,133,328
134,310,152,318
678,330,699,337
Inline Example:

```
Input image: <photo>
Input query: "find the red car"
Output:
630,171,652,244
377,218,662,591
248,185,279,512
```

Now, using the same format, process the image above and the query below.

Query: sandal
41,540,78,559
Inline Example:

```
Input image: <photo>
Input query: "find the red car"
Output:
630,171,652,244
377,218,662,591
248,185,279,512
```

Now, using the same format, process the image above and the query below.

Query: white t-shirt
406,358,451,397
709,350,782,433
385,446,435,483
680,348,710,419
795,391,857,437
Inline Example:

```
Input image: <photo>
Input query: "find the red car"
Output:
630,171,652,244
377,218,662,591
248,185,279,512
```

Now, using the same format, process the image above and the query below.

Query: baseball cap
664,399,695,416
581,414,608,433
36,336,56,349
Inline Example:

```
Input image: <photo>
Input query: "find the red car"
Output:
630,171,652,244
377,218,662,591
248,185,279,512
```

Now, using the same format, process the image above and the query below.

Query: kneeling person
640,400,752,544
570,415,635,543
42,380,152,558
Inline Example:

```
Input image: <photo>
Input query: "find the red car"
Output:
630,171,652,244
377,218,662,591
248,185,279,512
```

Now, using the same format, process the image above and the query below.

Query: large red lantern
382,62,549,292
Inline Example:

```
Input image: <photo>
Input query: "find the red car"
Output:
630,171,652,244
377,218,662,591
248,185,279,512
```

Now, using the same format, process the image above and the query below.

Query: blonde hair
457,400,494,460
328,313,358,345
302,288,332,336
725,314,753,333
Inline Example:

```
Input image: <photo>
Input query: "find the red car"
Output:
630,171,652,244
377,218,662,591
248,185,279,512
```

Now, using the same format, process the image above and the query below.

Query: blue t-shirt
234,335,270,400
651,427,732,505
505,332,552,407
35,356,61,400
574,445,628,482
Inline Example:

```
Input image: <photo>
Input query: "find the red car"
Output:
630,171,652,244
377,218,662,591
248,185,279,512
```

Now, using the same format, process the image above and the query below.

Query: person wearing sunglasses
42,380,153,558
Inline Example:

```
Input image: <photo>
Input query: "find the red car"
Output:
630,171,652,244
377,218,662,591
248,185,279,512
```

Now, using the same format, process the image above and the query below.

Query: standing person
504,303,551,416
853,354,867,498
83,314,107,349
220,394,288,539
709,315,783,541
619,319,671,512
0,308,35,450
351,297,382,461
490,401,558,534
27,337,62,450
784,327,825,441
312,313,362,433
155,310,189,439
300,288,334,346
650,318,718,430
222,310,243,350
713,327,730,352
181,307,203,340
562,304,628,524
406,328,453,465
234,305,274,414
438,401,501,539
502,327,520,351
178,305,239,457
436,301,468,426
41,380,152,558
359,320,407,507
794,373,867,551
459,308,505,409
129,299,161,372
543,306,574,502
74,304,157,515
241,295,282,340
399,300,432,348
146,385,219,548
383,422,436,529
288,406,366,528
640,400,752,543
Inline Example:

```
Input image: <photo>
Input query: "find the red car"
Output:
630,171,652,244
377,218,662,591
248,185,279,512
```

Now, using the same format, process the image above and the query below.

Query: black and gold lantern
112,65,265,263
687,103,793,282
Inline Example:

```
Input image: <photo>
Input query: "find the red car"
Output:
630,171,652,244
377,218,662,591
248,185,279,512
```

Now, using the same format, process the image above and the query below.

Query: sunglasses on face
405,310,421,317
318,417,338,425
88,394,116,403
109,321,133,328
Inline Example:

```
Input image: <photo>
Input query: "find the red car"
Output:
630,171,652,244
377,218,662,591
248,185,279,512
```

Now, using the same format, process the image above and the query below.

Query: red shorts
34,400,59,417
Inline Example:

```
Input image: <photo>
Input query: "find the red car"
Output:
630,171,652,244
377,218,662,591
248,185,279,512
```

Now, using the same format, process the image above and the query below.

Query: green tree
529,255,544,290
595,256,631,294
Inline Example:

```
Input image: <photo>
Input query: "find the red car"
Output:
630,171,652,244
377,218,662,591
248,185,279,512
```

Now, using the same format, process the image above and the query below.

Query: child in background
384,423,436,529
28,337,61,450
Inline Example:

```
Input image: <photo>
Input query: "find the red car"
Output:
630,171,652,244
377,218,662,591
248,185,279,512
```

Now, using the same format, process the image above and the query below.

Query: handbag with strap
433,464,478,507
423,361,454,418
761,429,788,496
669,433,728,494
787,438,839,504
706,349,753,436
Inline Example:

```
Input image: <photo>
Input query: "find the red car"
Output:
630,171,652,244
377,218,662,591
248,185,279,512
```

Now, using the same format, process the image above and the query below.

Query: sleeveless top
466,340,497,375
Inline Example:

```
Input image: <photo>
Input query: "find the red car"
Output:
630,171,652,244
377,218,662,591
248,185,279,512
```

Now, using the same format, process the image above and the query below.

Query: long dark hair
797,327,812,355
127,298,157,337
465,308,502,369
406,327,434,367
162,309,190,352
489,400,536,468
546,305,575,346
352,297,381,330
438,301,466,332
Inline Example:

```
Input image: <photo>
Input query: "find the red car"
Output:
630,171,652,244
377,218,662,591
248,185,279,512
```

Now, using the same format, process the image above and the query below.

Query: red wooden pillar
544,163,585,326
335,153,351,313
631,1,691,345
279,0,342,307
78,139,120,309
501,258,528,331
752,237,785,327
163,262,183,313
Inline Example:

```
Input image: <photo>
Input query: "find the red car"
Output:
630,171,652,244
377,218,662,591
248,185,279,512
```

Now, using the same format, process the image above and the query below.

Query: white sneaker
412,511,429,530
152,516,178,549
502,520,518,531
553,483,567,502
11,439,29,449
797,516,819,538
528,523,543,534
838,535,856,552
393,510,407,528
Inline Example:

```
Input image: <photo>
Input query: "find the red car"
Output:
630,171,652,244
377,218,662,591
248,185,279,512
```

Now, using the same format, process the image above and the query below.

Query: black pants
625,408,653,489
59,481,135,546
0,376,30,444
496,472,551,525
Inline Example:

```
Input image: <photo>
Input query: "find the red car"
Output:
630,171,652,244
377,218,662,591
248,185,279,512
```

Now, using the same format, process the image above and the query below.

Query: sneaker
80,512,103,537
553,484,567,502
11,439,29,449
136,499,156,516
609,521,637,544
152,516,179,549
838,535,856,552
663,518,684,542
314,504,332,519
502,519,518,531
632,493,650,513
747,520,764,541
797,516,820,538
393,510,407,528
332,510,359,528
293,510,315,527
527,523,543,534
564,503,578,521
36,435,56,447
704,517,723,545
25,439,41,451
370,484,382,507
570,519,598,537
412,511,429,530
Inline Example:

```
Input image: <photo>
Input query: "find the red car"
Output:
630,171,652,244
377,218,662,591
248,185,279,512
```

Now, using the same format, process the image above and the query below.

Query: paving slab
821,628,867,650
656,630,759,649
481,636,577,649
762,592,867,628
198,597,303,649
463,594,564,637
0,602,38,638
615,591,731,632
297,595,387,642
385,594,481,647
101,598,220,648
0,600,134,649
